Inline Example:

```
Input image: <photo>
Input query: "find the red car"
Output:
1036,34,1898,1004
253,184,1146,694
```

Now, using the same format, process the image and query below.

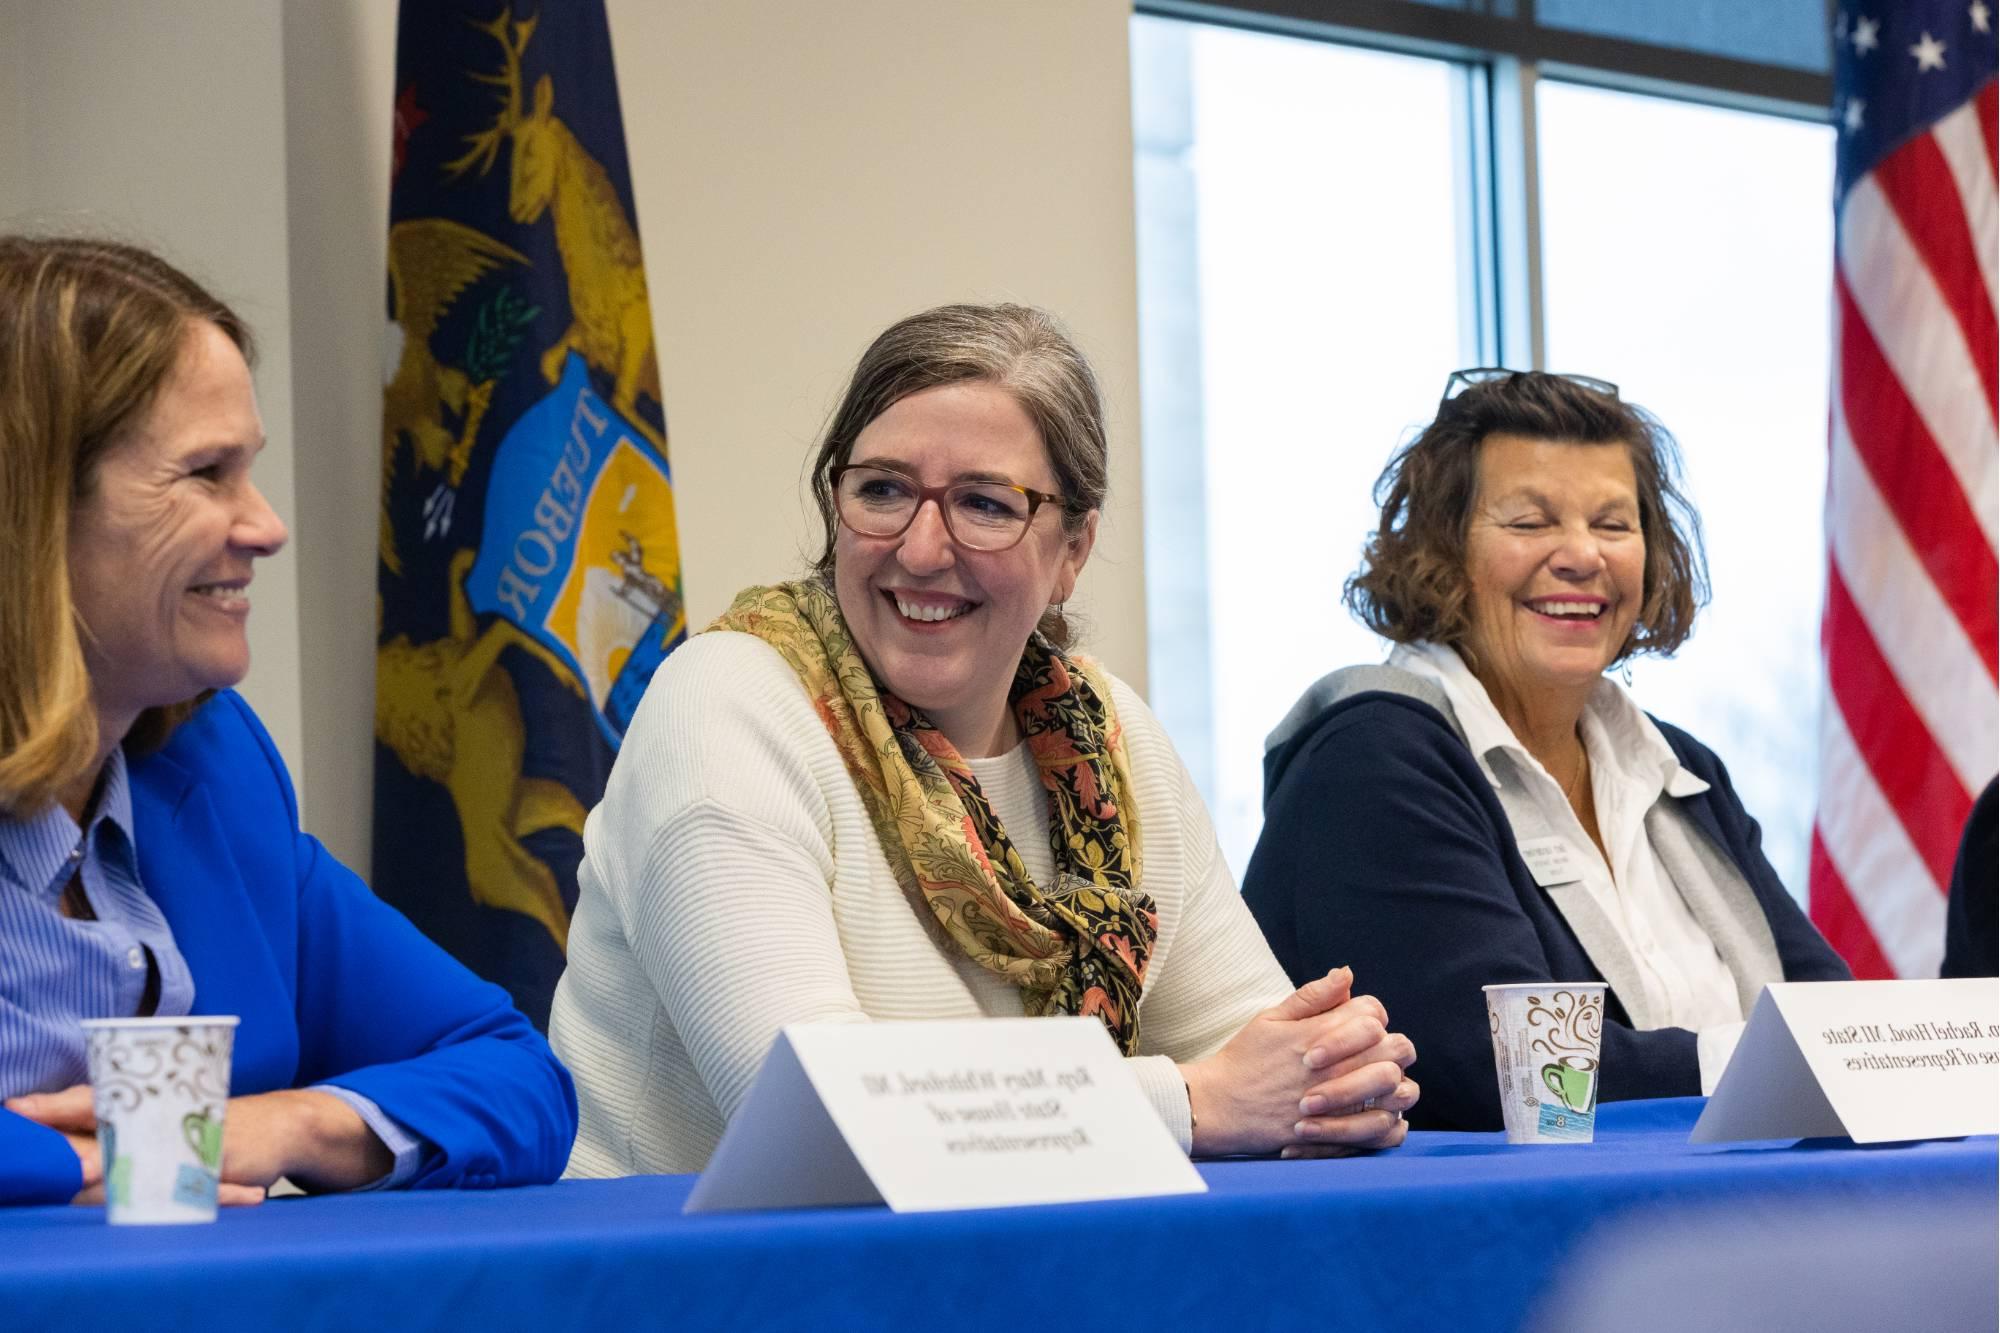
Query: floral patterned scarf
711,579,1156,1053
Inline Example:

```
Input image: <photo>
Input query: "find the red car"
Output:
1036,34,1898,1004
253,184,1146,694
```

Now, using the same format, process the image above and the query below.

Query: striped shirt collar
0,747,138,899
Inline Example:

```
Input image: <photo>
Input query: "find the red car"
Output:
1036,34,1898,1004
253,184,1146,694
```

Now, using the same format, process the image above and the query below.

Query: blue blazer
2,692,576,1205
1241,691,1849,1132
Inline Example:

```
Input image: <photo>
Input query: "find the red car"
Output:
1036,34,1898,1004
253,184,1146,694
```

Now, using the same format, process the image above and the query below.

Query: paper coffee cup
1482,984,1605,1145
82,1016,238,1224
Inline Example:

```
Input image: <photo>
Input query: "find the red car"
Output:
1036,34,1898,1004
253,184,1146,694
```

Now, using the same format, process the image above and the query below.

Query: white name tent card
1691,979,2000,1145
684,1017,1207,1214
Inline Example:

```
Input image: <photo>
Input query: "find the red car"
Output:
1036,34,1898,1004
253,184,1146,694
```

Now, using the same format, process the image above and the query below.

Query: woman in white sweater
549,304,1419,1175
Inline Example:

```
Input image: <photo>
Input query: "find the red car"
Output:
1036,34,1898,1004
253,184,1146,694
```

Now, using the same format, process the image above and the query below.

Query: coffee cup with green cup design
1482,984,1605,1144
1542,1054,1599,1113
81,1016,238,1224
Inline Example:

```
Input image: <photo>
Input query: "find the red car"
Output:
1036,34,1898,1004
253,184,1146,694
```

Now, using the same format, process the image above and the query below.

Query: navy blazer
1241,691,1849,1132
1941,778,1998,979
1,692,576,1205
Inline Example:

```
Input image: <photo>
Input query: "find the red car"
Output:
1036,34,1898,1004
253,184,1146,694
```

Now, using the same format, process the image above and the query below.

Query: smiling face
833,380,1096,757
67,320,288,744
1461,433,1645,716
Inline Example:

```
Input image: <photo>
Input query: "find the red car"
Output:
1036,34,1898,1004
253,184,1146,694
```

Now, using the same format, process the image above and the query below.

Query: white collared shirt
1391,642,1747,1085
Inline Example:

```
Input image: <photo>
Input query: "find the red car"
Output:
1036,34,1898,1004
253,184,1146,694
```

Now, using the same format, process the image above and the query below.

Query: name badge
1517,835,1582,887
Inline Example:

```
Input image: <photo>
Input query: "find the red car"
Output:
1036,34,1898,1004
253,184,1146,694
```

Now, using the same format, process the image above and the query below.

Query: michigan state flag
374,1,684,1026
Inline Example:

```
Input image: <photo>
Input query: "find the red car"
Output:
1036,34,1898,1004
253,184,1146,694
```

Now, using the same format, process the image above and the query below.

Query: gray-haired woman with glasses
551,303,1418,1176
1242,369,1848,1132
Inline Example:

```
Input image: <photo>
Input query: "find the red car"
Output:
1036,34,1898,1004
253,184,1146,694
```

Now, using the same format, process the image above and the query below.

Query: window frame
1138,0,1835,368
1135,1,1834,114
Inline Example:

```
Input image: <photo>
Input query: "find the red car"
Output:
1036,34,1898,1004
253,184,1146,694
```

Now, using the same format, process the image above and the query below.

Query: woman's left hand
8,1084,393,1198
1283,1022,1421,1159
216,1089,395,1192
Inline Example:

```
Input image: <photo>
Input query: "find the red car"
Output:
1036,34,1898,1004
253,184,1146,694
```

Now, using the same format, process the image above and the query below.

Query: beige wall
8,0,1146,878
0,30,21,217
614,1,1147,671
281,0,398,872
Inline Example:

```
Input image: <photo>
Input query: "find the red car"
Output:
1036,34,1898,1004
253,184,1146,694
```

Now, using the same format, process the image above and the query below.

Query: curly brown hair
1344,370,1708,666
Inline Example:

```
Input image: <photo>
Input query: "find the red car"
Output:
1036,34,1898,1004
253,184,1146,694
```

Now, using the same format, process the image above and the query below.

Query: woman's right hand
6,1089,103,1201
6,1086,266,1206
1179,967,1419,1158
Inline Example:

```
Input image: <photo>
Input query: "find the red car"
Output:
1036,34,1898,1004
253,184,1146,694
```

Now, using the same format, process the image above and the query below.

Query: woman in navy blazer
0,236,575,1205
1243,370,1848,1131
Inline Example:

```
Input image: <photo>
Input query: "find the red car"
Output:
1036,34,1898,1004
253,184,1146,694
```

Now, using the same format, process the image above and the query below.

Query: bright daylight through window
1132,13,1835,893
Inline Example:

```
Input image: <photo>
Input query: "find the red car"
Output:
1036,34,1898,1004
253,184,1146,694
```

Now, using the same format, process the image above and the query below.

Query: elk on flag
1815,4,1997,978
375,1,685,1025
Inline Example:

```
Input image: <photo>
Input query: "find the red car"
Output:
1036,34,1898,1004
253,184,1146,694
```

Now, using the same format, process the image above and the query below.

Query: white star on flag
1972,1,1993,35
1911,31,1948,69
1844,97,1867,130
1852,15,1881,52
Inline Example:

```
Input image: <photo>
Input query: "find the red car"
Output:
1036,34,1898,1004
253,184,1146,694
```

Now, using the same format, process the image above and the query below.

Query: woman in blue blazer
0,236,575,1205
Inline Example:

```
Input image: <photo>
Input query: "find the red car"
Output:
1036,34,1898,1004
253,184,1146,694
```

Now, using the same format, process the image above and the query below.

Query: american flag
1816,3,1998,977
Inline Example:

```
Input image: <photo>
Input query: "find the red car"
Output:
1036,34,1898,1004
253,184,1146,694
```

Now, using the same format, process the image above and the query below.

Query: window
1132,5,1836,891
1133,18,1477,873
1538,81,1835,890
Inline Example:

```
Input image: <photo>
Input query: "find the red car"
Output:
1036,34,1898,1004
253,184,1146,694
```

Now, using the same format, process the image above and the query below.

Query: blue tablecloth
4,1099,1991,1331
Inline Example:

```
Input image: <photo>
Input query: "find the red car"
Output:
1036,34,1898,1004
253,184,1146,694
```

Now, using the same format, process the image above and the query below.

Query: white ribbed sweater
549,632,1291,1177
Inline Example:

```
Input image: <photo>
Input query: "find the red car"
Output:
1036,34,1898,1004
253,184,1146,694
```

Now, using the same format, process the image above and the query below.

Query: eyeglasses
1442,367,1620,401
829,463,1067,553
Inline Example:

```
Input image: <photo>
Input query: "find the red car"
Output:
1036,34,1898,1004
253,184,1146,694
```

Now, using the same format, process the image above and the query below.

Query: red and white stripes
1814,78,2000,978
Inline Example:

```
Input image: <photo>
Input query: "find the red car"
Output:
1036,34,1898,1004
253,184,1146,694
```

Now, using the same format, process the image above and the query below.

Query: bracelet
1182,1078,1198,1132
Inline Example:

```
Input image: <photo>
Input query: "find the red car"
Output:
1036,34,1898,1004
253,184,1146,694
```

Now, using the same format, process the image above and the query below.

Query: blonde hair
0,236,252,814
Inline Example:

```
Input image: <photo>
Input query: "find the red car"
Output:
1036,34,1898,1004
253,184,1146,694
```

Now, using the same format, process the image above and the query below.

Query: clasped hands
1180,966,1418,1159
4,1085,396,1206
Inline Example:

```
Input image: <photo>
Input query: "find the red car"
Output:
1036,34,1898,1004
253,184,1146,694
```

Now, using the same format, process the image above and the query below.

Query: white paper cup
1482,984,1605,1144
82,1016,238,1224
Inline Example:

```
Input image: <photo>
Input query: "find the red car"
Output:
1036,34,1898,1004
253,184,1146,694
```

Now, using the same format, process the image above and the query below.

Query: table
4,1099,1991,1332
